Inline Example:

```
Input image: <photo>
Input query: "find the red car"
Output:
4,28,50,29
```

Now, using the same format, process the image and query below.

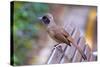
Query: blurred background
12,1,97,65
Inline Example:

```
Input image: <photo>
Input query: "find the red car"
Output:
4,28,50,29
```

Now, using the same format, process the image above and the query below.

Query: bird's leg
53,43,64,53
54,43,60,47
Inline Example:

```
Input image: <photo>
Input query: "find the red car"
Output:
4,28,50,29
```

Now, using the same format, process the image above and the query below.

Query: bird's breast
47,27,71,45
47,28,62,43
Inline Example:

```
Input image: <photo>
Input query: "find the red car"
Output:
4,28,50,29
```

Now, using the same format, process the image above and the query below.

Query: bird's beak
37,16,42,20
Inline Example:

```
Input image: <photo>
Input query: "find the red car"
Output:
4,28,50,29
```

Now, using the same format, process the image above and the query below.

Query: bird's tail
72,43,87,60
67,36,87,60
74,43,87,60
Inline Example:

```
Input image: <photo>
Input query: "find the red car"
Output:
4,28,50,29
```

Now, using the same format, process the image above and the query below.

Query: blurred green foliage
12,1,49,65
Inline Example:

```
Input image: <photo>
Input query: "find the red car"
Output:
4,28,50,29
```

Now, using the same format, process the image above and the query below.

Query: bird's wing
53,28,71,46
62,28,74,43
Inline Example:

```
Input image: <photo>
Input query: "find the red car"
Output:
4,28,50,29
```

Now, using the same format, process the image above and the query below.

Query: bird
38,13,87,60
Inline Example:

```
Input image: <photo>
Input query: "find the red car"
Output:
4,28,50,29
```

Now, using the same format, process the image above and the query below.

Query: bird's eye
42,16,50,24
42,16,47,20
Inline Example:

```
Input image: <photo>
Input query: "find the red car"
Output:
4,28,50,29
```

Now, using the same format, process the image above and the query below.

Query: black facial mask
42,16,50,24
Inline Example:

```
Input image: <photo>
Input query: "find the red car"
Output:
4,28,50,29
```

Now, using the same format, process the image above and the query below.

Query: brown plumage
39,13,87,60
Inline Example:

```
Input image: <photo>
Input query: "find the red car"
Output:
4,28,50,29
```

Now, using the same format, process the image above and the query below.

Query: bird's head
38,13,54,25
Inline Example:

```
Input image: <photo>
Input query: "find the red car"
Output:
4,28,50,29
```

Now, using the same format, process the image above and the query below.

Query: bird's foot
53,44,63,52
